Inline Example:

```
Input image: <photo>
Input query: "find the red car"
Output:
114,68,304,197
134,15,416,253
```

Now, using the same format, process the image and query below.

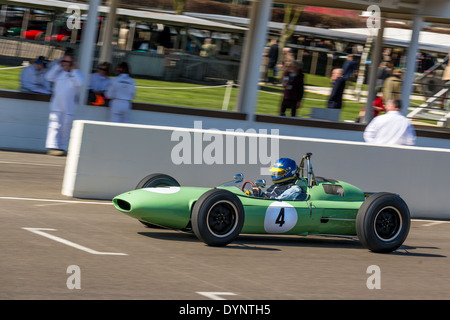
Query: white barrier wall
63,120,450,220
1,95,450,152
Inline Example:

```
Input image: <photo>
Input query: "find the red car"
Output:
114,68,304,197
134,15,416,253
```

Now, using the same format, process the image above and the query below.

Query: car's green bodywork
113,177,365,237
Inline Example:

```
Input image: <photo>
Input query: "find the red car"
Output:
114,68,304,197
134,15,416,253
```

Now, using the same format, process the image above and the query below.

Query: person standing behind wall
44,52,84,156
327,68,346,110
88,62,111,106
383,68,402,102
266,38,279,83
363,99,416,146
280,60,304,117
105,62,136,123
20,56,51,94
342,54,357,81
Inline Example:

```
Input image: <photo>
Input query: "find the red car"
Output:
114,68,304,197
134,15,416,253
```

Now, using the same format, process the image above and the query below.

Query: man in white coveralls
44,51,84,156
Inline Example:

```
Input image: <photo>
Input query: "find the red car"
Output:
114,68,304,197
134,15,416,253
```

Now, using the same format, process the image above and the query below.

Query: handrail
415,55,449,82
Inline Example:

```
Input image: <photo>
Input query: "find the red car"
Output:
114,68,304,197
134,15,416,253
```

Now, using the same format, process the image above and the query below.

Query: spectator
105,62,136,123
266,38,278,83
356,89,385,123
441,53,450,108
88,62,111,106
279,47,294,79
200,38,216,57
20,56,51,94
376,62,391,89
44,52,84,156
228,38,241,58
327,68,346,110
280,60,304,117
442,53,450,82
364,99,416,146
383,68,402,102
342,54,357,81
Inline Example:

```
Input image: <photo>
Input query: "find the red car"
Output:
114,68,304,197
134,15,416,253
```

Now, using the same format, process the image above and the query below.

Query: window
322,184,344,197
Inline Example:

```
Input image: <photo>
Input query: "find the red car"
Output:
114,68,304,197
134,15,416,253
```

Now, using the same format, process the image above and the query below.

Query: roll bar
296,153,317,188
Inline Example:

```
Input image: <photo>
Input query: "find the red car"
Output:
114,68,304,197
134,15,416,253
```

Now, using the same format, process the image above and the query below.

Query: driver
264,158,304,200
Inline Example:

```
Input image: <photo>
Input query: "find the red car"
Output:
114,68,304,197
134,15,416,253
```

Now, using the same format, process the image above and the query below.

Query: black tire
356,192,410,253
136,173,180,229
191,189,245,246
135,173,180,189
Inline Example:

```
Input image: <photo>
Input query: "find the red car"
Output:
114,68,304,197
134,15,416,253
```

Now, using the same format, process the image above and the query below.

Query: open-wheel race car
113,153,411,253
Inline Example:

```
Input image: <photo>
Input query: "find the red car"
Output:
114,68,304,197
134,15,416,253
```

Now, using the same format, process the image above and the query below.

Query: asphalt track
1,150,450,302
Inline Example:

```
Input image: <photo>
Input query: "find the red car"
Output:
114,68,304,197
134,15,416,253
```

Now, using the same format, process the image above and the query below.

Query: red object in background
44,34,70,42
304,6,360,18
24,30,43,40
372,96,385,117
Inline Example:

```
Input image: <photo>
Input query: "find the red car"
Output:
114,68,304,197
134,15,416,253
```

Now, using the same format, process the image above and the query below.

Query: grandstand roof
1,0,247,33
277,0,450,25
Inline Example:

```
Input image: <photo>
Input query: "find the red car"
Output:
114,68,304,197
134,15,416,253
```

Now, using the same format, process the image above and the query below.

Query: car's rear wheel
191,189,244,246
356,192,410,253
135,173,180,228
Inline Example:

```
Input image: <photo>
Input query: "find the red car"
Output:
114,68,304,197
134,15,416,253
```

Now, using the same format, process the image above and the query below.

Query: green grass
304,73,333,87
0,65,364,121
0,65,21,90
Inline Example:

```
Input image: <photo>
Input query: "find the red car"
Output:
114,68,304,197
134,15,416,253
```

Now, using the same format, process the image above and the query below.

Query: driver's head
270,158,296,184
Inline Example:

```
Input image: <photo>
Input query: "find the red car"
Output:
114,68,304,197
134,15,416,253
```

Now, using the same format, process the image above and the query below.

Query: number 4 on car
113,153,410,253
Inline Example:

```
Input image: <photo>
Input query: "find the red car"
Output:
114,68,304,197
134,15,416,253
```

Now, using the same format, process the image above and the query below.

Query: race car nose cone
114,198,131,212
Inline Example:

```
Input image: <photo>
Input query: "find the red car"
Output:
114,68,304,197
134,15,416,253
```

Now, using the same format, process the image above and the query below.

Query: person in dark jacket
280,60,304,117
342,54,357,80
327,68,346,109
267,38,278,83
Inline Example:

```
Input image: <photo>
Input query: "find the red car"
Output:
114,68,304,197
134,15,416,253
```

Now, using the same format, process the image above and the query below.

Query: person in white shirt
44,53,84,156
364,99,416,146
88,62,111,105
105,62,136,123
20,56,52,94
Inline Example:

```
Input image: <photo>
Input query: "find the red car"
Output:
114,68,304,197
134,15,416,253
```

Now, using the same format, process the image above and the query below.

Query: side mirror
234,173,243,183
255,179,266,188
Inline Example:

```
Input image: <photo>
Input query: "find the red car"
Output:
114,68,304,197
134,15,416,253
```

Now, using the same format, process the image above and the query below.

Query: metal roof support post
364,18,385,124
236,0,273,124
78,0,101,106
99,0,119,64
401,15,423,116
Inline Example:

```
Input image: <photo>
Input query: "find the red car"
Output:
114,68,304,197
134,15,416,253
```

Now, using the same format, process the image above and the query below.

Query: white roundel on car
142,187,181,194
264,202,298,233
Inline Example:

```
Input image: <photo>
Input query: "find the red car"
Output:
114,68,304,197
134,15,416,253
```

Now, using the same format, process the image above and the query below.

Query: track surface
1,150,450,300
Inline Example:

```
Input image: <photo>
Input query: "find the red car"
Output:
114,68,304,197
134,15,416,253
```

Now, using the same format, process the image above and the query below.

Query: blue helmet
269,158,297,184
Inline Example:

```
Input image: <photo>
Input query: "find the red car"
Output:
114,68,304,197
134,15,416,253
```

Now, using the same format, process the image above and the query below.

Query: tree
277,5,303,65
173,0,185,15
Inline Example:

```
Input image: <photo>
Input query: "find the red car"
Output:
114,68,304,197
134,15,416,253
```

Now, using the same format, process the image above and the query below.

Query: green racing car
113,153,410,253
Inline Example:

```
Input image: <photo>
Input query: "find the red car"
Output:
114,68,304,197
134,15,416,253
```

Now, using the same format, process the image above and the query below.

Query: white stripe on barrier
257,88,362,103
0,65,26,70
136,84,228,90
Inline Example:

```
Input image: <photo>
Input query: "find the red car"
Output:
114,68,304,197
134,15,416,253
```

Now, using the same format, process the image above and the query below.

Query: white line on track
0,160,63,167
22,227,127,255
197,292,237,300
0,196,112,205
419,220,450,227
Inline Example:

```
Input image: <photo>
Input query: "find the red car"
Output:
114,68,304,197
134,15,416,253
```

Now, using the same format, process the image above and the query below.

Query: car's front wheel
356,192,410,253
191,189,245,246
